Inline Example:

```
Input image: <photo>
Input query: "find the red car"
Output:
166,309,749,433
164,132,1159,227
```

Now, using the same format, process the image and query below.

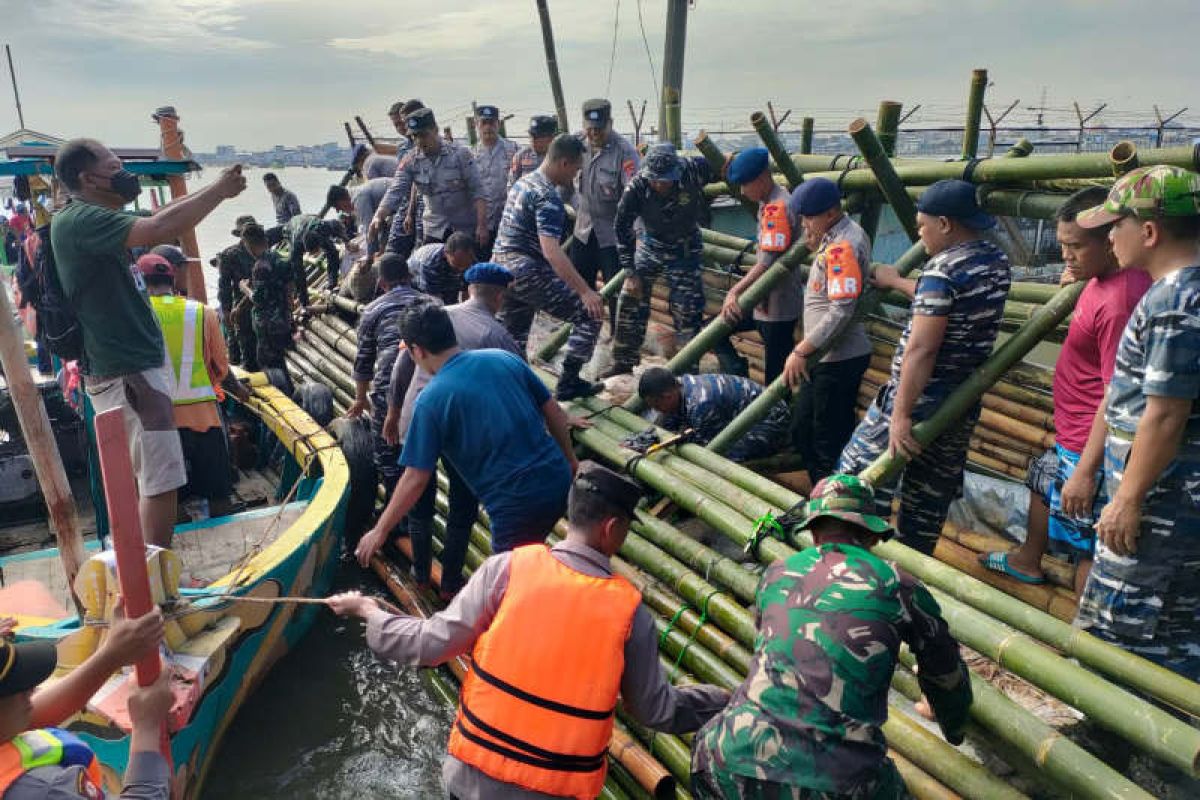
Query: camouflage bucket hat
1077,165,1200,229
642,142,682,181
794,474,895,539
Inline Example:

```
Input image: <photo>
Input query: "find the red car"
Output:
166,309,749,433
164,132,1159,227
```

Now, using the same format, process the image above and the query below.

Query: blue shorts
1026,444,1104,562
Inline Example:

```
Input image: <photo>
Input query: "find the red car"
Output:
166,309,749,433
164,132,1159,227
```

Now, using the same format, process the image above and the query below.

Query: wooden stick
0,287,86,616
154,110,206,303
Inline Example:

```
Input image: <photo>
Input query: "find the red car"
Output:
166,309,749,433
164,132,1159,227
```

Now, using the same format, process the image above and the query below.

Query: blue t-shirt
400,349,571,532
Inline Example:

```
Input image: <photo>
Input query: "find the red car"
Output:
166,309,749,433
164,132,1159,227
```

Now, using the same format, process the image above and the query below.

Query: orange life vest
758,201,792,253
448,544,642,799
0,728,104,797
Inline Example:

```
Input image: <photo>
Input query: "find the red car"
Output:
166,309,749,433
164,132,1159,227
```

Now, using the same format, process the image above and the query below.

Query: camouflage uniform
692,475,972,800
250,249,294,370
494,170,600,362
610,146,714,371
216,241,256,367
1074,166,1200,680
662,374,790,463
508,145,544,189
474,135,520,259
409,242,464,305
282,213,340,306
353,284,430,492
837,239,1010,555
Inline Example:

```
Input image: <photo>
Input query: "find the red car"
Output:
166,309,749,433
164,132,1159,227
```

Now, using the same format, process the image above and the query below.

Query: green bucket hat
793,474,895,539
1076,165,1200,229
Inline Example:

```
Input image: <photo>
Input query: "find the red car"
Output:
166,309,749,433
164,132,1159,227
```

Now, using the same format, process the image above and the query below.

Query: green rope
668,589,721,673
658,606,687,648
744,511,785,556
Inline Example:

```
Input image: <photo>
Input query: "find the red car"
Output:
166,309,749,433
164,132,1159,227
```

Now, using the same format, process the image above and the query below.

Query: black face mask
107,169,142,202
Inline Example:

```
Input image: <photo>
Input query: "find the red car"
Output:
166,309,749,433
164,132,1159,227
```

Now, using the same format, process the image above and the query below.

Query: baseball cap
791,474,895,540
136,252,174,278
406,108,438,133
572,460,643,518
1076,165,1200,229
0,638,58,697
788,177,841,216
642,143,682,181
464,262,514,286
476,105,500,121
727,147,770,185
582,99,612,129
151,244,187,267
529,115,559,138
916,180,996,230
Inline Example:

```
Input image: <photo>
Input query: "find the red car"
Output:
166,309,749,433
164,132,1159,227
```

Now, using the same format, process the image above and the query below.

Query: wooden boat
0,374,348,797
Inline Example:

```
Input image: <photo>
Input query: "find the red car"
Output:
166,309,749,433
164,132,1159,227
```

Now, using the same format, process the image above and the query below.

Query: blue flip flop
978,551,1047,585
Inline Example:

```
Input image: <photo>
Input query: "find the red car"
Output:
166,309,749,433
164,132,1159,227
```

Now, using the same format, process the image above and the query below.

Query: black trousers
792,352,870,482
568,236,620,328
713,317,797,385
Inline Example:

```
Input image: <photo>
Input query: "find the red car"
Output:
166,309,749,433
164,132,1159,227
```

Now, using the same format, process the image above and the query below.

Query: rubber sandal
978,551,1046,585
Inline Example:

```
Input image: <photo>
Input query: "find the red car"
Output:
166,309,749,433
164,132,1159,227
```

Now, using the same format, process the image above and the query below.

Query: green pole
751,111,804,189
1110,140,1140,176
799,117,814,154
706,241,927,455
876,101,903,157
465,116,478,147
962,68,988,160
694,131,757,216
533,268,629,362
535,0,570,133
849,117,920,243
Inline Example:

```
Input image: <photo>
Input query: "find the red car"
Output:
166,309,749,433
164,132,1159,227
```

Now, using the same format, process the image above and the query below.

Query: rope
961,157,985,183
666,589,720,673
604,0,621,97
743,511,785,556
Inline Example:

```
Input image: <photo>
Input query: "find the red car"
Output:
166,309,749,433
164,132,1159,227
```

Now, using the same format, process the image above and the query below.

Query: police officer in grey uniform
472,104,519,261
571,99,640,316
367,99,426,259
508,115,560,189
384,108,488,252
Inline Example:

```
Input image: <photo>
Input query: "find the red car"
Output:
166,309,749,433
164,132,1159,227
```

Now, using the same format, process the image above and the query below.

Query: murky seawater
202,558,453,799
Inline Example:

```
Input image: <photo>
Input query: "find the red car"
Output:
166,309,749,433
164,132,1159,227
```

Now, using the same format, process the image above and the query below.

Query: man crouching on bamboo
330,461,730,800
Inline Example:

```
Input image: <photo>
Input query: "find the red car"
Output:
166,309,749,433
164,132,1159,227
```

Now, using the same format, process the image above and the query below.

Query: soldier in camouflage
408,233,476,305
508,115,559,189
606,143,714,377
1073,166,1200,680
249,235,296,371
282,213,345,307
839,180,1010,555
346,253,431,507
216,215,259,367
691,474,973,800
494,134,606,400
637,367,790,462
472,104,520,261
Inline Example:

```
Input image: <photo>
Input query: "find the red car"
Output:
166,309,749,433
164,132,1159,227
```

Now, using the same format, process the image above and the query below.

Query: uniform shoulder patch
825,240,863,300
621,159,637,180
77,771,103,800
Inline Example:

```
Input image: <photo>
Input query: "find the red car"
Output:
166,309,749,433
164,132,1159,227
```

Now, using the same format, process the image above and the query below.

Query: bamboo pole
535,0,570,133
1110,140,1139,177
933,538,1076,622
694,132,756,217
154,109,206,302
0,286,86,615
799,117,814,155
751,111,803,189
962,69,988,160
876,101,903,158
849,118,919,242
533,268,629,362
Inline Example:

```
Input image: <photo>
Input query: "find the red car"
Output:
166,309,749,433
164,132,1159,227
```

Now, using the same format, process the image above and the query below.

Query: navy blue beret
788,177,841,216
464,262,514,286
727,147,770,184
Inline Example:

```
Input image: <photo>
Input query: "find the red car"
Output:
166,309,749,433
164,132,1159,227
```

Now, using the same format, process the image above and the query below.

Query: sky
1,0,1196,151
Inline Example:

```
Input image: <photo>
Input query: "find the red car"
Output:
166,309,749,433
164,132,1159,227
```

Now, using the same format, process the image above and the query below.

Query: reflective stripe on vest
0,728,104,796
448,545,642,800
150,295,217,405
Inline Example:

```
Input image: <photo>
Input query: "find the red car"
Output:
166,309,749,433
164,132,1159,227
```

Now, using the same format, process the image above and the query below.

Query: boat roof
0,146,200,178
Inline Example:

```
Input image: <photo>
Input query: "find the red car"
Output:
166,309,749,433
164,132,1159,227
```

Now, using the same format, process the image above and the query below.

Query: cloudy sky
2,0,1196,150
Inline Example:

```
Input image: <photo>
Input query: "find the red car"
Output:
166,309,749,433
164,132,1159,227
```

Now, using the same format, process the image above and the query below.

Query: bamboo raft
285,104,1200,797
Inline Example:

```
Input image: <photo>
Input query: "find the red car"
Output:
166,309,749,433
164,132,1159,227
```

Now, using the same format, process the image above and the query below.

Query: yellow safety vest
150,295,217,405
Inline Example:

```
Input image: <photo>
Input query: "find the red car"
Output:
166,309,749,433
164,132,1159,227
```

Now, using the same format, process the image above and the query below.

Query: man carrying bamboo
980,187,1150,596
1072,166,1200,681
331,461,729,800
606,142,714,378
780,177,873,484
839,180,1010,555
691,474,972,799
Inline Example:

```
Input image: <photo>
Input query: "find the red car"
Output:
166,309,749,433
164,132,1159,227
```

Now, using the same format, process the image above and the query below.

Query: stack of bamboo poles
283,260,1200,798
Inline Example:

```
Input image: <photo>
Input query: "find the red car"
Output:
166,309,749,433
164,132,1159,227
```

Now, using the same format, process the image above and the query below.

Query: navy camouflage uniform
216,241,256,367
494,170,600,362
692,481,971,798
353,284,430,494
250,249,295,370
409,243,465,305
388,139,483,247
837,239,1010,554
662,374,791,463
474,136,520,260
1077,265,1200,680
508,145,543,189
610,153,714,371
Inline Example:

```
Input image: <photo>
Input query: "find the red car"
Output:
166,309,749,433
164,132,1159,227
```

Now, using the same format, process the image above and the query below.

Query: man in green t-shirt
50,137,246,547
